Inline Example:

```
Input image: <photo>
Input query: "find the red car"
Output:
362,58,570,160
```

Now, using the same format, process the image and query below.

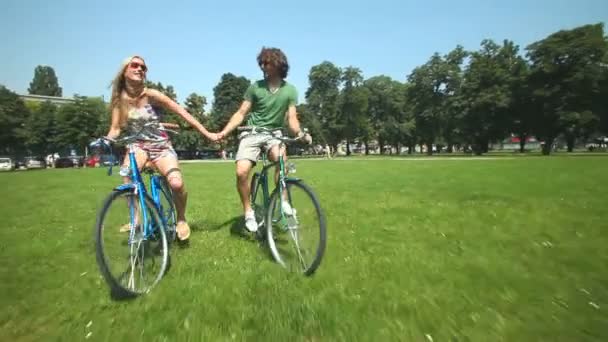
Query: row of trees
0,82,213,157
1,23,607,157
298,23,608,155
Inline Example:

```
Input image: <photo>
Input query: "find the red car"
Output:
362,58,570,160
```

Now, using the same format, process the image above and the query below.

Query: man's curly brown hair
257,47,289,79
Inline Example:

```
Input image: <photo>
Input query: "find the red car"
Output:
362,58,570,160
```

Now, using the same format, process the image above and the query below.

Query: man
217,47,311,232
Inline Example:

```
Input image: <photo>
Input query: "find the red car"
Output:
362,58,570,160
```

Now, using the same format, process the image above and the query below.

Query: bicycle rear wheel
266,179,326,275
94,188,169,298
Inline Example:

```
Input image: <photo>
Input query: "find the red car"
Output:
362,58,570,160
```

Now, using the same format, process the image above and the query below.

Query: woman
104,55,217,241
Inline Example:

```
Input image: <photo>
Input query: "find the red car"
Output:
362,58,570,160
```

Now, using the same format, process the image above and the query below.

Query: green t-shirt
244,80,298,129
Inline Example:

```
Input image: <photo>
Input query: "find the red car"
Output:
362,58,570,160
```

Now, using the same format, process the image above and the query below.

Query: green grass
1,157,607,341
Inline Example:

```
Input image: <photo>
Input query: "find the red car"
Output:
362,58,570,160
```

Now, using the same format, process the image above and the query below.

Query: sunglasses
129,61,148,72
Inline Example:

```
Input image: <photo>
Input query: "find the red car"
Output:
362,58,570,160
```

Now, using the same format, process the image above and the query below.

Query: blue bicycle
91,126,177,298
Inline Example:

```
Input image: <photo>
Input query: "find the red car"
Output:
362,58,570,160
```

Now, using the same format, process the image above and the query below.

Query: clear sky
1,0,607,107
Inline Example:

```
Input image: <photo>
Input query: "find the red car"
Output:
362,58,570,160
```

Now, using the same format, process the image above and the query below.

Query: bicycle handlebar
89,122,179,176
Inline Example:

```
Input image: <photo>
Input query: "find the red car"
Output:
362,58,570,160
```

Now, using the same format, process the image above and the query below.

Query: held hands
205,131,225,142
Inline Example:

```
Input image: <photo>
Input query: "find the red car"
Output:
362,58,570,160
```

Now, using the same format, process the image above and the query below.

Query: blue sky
1,0,607,108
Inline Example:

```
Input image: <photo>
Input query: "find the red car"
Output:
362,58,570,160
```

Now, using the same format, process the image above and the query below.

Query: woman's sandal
176,221,191,241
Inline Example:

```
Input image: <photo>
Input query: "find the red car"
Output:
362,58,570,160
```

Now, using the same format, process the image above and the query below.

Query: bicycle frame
254,142,298,214
114,143,154,241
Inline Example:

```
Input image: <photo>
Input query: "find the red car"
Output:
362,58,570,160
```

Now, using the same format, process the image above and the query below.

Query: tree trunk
379,138,385,155
519,135,526,153
364,141,370,155
408,143,414,155
566,136,575,153
541,138,554,155
346,139,351,156
447,144,453,153
473,137,484,156
426,142,433,156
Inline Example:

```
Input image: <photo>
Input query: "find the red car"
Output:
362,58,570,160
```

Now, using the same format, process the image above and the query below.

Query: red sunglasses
129,61,148,72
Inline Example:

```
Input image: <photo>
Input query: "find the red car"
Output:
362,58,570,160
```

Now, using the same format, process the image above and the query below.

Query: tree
0,85,29,155
364,76,413,154
210,73,250,132
460,40,527,154
207,73,250,150
510,62,534,153
526,23,607,154
297,103,324,148
364,76,394,154
54,96,106,153
28,66,62,97
17,100,58,156
173,92,210,152
597,44,608,135
408,46,467,155
338,66,369,155
305,62,342,149
184,93,207,118
210,73,250,126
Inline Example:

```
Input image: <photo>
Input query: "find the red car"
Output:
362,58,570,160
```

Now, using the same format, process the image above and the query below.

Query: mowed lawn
0,156,607,341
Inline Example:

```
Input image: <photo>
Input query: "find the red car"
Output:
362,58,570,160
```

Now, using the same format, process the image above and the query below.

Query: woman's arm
106,106,121,140
147,89,216,140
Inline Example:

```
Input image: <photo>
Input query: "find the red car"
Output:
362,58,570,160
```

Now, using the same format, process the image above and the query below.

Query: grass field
1,156,607,341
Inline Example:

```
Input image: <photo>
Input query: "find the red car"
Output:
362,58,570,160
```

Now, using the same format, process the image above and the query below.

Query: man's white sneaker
281,201,295,216
244,210,258,232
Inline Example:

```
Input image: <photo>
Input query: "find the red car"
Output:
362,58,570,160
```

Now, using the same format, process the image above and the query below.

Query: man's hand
297,131,312,145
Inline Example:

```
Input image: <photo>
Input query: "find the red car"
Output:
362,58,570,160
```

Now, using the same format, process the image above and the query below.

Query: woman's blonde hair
109,55,146,127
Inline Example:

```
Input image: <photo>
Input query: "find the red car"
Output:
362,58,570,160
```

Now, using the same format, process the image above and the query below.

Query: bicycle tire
266,179,326,276
94,188,169,298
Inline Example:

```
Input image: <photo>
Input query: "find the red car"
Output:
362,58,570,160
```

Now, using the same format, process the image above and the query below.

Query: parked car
13,158,27,170
24,156,46,169
0,157,13,171
70,156,85,167
55,157,75,168
85,155,100,168
99,154,120,166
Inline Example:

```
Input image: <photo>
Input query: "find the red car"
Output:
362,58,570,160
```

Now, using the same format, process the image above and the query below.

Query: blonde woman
104,56,217,241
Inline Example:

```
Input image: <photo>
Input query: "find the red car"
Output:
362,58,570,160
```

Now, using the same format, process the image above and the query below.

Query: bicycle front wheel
266,179,326,275
250,172,266,239
94,188,169,298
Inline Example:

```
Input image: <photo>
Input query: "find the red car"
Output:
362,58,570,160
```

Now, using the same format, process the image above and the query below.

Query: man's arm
286,105,312,143
286,105,302,136
218,101,252,139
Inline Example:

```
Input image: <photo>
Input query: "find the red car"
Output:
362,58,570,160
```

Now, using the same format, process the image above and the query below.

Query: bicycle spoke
289,228,308,271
